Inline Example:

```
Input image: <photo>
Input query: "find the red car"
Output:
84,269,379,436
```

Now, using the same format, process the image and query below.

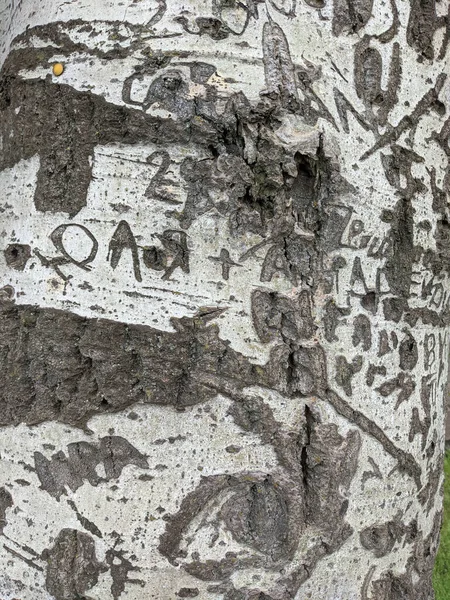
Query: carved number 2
145,151,181,205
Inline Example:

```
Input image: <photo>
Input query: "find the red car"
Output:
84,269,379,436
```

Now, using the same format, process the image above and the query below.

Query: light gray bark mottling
0,1,449,599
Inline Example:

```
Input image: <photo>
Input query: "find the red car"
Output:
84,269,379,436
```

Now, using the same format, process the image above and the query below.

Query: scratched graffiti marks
174,0,309,40
3,527,144,600
159,398,361,599
360,513,417,558
325,187,448,504
316,8,450,593
407,0,450,60
2,42,344,300
361,73,446,161
0,7,432,504
362,513,442,600
332,0,449,62
0,71,186,217
174,0,255,39
145,150,181,205
326,58,448,435
1,40,246,218
0,3,449,598
2,434,146,598
330,1,448,177
34,220,190,285
1,38,333,246
106,545,146,600
332,27,404,139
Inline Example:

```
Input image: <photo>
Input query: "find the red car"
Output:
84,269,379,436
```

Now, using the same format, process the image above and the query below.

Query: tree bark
0,1,449,599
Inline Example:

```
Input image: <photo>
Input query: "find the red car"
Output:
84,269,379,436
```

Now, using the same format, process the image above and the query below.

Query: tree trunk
0,1,449,599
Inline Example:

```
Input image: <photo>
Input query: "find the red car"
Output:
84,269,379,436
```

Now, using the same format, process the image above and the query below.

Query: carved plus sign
208,248,242,280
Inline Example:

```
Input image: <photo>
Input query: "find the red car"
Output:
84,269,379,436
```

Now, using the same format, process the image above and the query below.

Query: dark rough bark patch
407,0,449,61
0,487,13,534
383,199,415,300
42,529,107,600
398,332,418,371
34,436,148,499
0,303,260,428
352,314,372,350
0,299,421,490
267,343,328,397
302,421,361,530
251,289,315,344
335,355,363,396
360,515,415,557
221,478,290,561
4,244,31,271
262,20,299,111
106,548,145,600
332,0,374,36
177,588,200,598
368,512,442,599
0,292,318,427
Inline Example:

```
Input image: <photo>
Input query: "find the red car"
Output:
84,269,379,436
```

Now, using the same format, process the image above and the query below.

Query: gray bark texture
0,0,449,599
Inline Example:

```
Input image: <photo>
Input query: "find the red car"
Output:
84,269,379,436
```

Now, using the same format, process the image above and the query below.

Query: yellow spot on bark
52,63,64,76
